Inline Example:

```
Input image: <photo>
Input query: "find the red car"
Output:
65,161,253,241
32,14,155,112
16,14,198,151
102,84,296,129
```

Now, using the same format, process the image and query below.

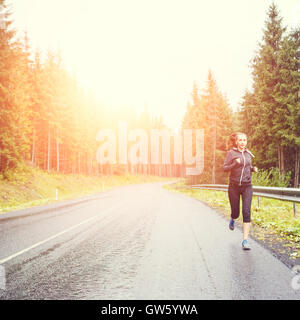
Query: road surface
0,181,299,300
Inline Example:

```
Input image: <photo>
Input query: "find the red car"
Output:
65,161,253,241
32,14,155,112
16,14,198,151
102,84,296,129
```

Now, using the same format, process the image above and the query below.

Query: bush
252,167,291,187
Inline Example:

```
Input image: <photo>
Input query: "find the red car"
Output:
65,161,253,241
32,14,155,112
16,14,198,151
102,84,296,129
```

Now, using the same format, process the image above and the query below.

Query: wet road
0,181,299,300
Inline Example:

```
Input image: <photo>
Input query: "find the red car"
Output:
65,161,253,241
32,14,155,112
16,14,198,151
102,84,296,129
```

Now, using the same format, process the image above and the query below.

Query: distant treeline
0,1,299,186
0,0,178,178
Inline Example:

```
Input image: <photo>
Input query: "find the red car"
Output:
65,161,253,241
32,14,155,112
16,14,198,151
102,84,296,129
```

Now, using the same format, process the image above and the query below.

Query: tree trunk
56,128,60,172
31,126,36,165
278,145,285,175
212,136,216,184
88,157,92,175
211,94,217,184
294,146,300,188
47,124,51,172
281,146,285,173
78,152,81,175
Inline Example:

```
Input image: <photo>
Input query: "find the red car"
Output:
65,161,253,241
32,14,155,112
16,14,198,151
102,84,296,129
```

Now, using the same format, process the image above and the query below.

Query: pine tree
242,3,299,186
201,71,218,183
0,0,16,173
275,28,300,186
182,72,234,184
250,3,286,171
30,49,44,167
0,1,32,175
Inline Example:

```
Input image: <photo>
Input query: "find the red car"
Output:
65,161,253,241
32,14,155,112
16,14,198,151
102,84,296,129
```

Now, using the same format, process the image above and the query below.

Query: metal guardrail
189,184,300,217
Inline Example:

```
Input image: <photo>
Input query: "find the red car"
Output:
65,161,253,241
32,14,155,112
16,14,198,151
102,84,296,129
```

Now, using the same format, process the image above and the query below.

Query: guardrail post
257,196,260,208
293,202,297,218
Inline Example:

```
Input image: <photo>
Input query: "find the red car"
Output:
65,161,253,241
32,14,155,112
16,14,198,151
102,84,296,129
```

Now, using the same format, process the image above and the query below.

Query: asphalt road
0,181,299,300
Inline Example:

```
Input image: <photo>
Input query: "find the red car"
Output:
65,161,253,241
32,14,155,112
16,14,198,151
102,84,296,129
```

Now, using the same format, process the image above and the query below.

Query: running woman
223,132,258,250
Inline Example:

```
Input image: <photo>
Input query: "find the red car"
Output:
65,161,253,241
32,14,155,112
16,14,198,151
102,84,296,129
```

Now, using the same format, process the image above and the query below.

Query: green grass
0,165,178,213
164,181,300,259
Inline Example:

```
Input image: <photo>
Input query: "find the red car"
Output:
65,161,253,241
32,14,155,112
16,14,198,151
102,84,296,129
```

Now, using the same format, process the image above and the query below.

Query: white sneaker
242,239,251,250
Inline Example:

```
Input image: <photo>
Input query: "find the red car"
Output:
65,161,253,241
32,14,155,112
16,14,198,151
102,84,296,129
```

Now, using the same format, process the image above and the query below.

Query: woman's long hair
226,132,247,150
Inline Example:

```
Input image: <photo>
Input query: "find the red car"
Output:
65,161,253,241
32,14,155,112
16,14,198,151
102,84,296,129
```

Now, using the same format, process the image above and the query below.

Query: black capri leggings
228,183,253,223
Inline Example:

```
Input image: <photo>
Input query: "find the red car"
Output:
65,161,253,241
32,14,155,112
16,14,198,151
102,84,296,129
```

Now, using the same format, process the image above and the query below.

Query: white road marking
0,203,123,265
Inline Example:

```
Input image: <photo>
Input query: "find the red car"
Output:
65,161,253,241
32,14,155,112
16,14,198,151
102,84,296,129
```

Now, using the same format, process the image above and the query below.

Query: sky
7,0,300,129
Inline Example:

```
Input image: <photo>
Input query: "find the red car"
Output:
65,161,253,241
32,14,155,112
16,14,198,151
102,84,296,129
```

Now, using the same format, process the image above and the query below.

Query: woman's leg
242,223,251,240
241,184,253,240
228,184,241,220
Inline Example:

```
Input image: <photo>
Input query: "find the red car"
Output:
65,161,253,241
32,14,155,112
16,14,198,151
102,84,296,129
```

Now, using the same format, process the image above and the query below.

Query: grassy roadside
0,165,178,214
164,181,300,266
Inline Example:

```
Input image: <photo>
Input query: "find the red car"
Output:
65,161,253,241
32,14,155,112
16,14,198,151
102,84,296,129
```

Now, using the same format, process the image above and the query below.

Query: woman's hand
253,166,258,173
